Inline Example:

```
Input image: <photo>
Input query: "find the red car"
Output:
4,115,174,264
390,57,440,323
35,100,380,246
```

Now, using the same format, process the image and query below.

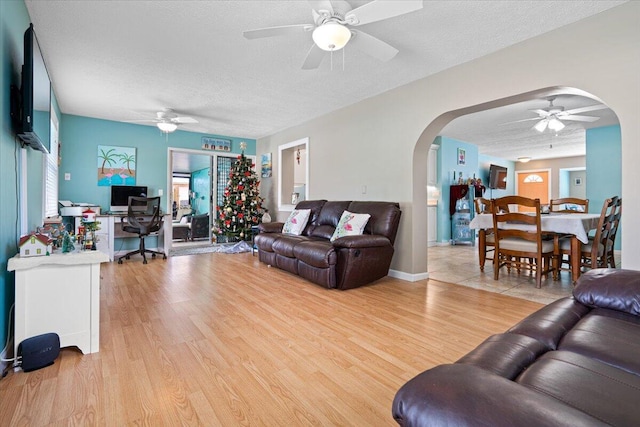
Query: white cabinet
8,251,109,355
428,206,438,243
428,145,439,185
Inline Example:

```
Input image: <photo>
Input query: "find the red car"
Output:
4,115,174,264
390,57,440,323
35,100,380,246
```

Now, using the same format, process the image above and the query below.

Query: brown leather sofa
392,268,640,426
255,200,401,289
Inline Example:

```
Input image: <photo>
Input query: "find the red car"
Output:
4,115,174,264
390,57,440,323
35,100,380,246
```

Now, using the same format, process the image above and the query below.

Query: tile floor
427,243,619,305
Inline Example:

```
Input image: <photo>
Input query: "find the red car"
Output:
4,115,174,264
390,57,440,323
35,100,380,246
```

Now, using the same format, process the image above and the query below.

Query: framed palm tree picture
97,145,136,186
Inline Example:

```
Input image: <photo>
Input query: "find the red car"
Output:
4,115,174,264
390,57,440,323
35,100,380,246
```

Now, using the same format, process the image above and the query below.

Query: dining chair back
491,196,556,288
605,198,622,268
474,198,495,271
558,196,621,271
549,198,589,213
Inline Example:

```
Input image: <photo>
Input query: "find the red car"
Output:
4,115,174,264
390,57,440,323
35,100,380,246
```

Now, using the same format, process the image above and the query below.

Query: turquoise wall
586,125,622,250
1,0,30,358
59,114,255,214
435,136,481,242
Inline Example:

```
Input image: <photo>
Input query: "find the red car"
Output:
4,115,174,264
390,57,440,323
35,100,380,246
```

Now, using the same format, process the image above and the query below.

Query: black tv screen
18,24,51,153
489,164,507,189
110,185,148,212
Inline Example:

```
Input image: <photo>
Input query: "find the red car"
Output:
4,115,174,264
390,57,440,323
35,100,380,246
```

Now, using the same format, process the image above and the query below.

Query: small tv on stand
110,185,148,213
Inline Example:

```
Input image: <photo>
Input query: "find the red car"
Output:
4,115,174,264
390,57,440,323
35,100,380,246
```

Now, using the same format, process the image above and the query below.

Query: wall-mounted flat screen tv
17,24,51,153
489,164,508,189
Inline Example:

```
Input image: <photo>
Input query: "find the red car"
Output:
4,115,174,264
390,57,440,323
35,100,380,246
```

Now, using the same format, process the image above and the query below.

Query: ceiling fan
128,109,198,133
243,0,424,69
507,97,607,133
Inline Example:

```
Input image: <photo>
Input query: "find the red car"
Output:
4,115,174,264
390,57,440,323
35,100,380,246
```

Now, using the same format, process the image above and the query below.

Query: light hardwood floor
0,251,544,426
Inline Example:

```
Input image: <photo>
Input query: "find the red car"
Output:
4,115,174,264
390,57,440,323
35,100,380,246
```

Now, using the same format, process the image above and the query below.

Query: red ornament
244,171,251,177
236,200,243,205
238,185,244,190
238,213,244,219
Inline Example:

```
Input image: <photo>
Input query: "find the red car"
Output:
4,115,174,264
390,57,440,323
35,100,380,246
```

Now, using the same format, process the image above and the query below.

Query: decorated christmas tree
215,144,265,241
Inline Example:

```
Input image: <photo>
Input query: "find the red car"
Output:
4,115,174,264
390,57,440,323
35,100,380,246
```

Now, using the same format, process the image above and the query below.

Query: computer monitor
109,185,148,212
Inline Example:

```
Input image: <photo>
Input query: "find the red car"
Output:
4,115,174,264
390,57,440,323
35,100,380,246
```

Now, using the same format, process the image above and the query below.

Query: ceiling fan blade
125,119,158,123
560,115,600,123
530,109,552,117
349,30,398,62
243,24,313,40
301,44,325,69
563,104,607,115
498,117,541,126
173,117,198,124
345,0,423,26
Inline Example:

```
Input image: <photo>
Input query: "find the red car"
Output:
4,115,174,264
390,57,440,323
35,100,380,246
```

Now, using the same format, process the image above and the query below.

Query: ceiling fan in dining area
506,96,608,133
243,0,424,69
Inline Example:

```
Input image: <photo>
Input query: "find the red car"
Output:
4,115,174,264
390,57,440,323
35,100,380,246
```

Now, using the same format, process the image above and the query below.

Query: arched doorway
413,86,620,280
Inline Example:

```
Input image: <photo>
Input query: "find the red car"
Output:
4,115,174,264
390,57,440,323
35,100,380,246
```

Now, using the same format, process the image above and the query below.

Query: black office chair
117,196,167,264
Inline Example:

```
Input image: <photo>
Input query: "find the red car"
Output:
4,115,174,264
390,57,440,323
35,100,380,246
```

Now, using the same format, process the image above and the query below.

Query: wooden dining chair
549,198,589,213
558,196,621,271
491,196,557,288
474,198,494,271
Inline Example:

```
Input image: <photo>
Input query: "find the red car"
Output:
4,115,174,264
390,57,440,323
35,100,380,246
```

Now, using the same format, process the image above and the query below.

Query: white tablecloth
469,213,600,244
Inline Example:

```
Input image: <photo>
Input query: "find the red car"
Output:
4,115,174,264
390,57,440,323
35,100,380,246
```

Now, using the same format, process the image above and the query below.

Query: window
44,108,59,218
523,174,544,183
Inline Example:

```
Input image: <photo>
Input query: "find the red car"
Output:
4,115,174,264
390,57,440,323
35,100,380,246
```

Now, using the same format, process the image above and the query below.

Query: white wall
258,3,640,277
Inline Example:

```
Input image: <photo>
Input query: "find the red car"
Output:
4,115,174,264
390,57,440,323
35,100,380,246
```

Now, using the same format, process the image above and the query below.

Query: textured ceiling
25,0,623,162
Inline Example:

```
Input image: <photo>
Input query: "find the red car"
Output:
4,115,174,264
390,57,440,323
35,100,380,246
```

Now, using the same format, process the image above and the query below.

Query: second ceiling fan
243,0,423,69
512,97,608,133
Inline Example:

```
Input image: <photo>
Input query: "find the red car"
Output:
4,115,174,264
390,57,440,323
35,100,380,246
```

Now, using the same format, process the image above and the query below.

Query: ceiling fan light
548,118,565,131
534,119,548,133
312,22,351,51
518,157,531,163
157,122,178,133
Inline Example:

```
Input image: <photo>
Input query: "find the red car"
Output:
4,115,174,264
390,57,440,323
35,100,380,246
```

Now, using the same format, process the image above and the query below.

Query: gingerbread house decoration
19,233,53,257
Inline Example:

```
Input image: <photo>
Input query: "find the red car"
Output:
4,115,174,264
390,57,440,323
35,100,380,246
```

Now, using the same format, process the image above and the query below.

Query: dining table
469,212,601,283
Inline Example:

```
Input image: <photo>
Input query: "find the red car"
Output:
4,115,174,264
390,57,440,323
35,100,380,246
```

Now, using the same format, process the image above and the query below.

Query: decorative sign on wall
97,145,136,186
202,137,231,152
261,152,272,178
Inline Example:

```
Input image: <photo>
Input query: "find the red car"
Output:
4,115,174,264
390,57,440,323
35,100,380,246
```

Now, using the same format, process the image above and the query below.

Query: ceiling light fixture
518,157,531,163
312,22,352,51
157,122,178,133
548,118,565,132
534,119,548,133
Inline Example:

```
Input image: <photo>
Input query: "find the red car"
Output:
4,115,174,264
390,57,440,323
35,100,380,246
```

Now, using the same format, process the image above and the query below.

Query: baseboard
388,269,429,282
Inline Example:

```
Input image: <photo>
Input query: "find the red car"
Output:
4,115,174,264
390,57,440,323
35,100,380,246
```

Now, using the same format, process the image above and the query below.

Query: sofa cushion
558,312,640,374
282,209,311,235
573,268,640,316
272,235,307,258
516,350,640,426
293,241,336,268
330,211,371,242
309,201,351,240
294,200,327,236
347,201,401,244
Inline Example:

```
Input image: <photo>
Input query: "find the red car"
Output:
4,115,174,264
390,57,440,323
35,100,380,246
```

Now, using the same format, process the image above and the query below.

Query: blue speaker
17,333,60,372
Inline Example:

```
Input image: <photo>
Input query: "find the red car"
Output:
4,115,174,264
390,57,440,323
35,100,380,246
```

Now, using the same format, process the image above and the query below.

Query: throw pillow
282,209,311,235
330,211,371,242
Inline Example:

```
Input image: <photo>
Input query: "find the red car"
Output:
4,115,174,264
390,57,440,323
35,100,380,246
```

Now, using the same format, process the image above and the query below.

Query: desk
95,214,171,261
8,251,109,355
470,213,600,282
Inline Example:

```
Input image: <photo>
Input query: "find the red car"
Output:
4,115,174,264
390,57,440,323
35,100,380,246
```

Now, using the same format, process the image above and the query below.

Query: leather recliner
255,200,401,290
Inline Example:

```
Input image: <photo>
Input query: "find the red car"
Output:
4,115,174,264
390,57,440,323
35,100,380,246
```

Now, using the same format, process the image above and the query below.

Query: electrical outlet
158,189,163,196
64,173,70,181
362,185,367,194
